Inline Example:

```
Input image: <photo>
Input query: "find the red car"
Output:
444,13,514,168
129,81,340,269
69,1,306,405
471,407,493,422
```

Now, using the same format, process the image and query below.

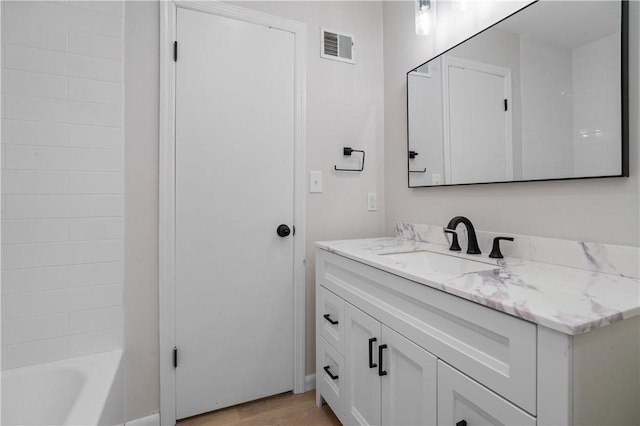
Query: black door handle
276,224,291,237
323,365,339,380
368,338,377,368
378,344,387,376
323,314,338,325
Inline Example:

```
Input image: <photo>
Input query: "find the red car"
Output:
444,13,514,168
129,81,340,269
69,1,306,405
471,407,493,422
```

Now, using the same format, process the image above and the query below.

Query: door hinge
173,346,178,368
174,41,178,62
504,98,508,111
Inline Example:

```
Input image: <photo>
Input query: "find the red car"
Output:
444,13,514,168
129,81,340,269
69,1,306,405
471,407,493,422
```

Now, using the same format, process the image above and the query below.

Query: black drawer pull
323,365,339,380
378,344,388,376
323,314,338,325
368,338,377,368
456,421,467,426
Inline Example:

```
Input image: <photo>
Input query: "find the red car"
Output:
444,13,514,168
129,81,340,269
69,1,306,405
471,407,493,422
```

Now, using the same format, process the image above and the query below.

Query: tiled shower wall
1,1,124,369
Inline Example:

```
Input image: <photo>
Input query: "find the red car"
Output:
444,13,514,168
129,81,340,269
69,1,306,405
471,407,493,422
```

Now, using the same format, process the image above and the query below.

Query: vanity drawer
437,361,536,426
317,337,346,420
318,287,345,354
317,249,537,415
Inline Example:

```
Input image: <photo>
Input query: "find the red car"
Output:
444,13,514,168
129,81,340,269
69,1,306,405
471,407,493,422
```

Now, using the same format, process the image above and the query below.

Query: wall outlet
309,171,323,193
367,192,377,211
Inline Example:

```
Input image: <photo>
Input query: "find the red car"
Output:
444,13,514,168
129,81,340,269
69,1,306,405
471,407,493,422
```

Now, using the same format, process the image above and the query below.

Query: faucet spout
446,216,481,255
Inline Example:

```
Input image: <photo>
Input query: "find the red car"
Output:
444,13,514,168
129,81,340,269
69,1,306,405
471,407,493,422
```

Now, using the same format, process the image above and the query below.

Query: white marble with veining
316,234,640,336
396,222,639,278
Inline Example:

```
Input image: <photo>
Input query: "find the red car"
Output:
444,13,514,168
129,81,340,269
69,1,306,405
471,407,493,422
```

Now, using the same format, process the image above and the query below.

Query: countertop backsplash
396,222,639,279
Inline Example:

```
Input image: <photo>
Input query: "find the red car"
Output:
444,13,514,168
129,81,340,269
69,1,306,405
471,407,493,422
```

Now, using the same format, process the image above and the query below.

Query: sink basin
379,250,500,275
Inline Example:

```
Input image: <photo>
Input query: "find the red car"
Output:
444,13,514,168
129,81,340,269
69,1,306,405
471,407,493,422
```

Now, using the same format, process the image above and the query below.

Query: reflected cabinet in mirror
407,0,628,187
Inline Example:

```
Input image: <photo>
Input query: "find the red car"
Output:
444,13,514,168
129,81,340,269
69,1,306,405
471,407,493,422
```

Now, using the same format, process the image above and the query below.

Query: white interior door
175,7,295,419
445,59,512,184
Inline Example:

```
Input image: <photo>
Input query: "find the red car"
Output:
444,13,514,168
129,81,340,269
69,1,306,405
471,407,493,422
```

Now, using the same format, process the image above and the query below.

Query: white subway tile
68,171,122,194
69,306,123,334
68,100,122,127
1,120,68,147
4,328,123,369
4,94,69,123
1,70,67,99
3,95,122,127
2,314,69,345
3,2,70,29
69,217,123,240
67,5,123,38
5,195,123,219
4,44,69,76
5,289,70,319
5,146,123,171
69,78,122,105
68,284,122,311
69,1,124,17
2,266,69,295
69,31,123,61
4,1,123,38
2,17,68,52
2,240,124,269
1,170,68,194
5,45,123,82
68,124,122,149
2,219,69,243
69,261,123,287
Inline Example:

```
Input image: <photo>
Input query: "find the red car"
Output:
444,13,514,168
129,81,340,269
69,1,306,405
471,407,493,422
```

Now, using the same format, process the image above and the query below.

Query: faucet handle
489,237,514,259
444,229,461,252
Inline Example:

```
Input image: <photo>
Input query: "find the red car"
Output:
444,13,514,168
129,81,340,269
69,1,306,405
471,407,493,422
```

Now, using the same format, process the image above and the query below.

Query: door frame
441,56,513,184
159,2,307,424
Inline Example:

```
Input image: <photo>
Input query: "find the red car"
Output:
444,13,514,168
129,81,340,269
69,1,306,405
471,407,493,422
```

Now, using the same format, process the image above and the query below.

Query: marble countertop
316,237,640,335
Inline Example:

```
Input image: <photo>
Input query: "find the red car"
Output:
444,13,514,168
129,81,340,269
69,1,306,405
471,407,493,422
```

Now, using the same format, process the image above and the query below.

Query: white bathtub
1,350,124,425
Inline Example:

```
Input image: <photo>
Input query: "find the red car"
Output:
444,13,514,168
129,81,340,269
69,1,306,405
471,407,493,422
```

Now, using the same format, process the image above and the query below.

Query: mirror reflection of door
443,57,513,185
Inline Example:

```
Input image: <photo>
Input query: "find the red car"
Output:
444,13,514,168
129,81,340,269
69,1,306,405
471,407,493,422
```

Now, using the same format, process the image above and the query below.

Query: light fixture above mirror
415,0,434,36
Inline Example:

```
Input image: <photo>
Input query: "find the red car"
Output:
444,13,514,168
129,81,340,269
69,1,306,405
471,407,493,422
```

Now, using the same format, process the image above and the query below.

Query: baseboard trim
125,412,160,426
305,373,316,392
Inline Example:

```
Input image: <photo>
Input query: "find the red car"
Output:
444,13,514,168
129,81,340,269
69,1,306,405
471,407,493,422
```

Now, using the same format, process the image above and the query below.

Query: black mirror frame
406,0,629,188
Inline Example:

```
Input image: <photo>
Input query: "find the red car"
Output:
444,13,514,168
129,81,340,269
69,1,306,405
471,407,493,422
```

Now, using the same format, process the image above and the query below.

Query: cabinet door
344,304,381,426
381,325,437,426
438,361,536,426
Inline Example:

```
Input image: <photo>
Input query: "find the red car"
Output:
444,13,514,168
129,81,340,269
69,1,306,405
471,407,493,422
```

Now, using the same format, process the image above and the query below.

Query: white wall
384,0,639,247
1,1,124,369
122,1,385,421
123,1,160,421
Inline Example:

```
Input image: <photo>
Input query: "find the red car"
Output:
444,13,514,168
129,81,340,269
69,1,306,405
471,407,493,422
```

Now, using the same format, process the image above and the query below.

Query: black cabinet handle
378,344,387,376
456,421,467,426
368,338,377,368
323,314,338,325
323,365,339,380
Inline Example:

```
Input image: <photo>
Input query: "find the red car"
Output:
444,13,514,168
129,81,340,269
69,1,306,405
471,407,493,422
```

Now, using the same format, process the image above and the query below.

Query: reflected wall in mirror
407,0,628,187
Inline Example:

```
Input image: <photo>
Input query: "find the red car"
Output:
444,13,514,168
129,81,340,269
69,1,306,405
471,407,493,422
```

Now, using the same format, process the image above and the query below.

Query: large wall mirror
407,0,628,187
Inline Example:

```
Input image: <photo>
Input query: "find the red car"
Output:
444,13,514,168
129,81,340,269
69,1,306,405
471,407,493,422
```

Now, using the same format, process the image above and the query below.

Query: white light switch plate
367,192,377,211
309,171,323,193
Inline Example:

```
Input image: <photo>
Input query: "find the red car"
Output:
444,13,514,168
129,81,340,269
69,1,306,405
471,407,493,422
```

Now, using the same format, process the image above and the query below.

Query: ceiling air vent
321,27,355,64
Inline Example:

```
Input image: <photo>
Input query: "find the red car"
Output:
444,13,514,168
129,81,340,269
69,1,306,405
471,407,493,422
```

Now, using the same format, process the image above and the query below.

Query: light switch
310,171,323,193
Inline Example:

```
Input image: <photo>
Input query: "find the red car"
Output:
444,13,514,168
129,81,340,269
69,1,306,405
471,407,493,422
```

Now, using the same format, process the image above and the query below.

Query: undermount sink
379,250,500,275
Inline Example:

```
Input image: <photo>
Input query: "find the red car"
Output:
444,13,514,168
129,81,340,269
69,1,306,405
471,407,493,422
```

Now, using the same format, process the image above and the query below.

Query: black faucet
446,216,481,255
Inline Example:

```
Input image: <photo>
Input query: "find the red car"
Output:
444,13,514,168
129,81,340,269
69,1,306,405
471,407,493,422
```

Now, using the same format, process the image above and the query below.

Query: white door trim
159,2,307,424
441,56,513,184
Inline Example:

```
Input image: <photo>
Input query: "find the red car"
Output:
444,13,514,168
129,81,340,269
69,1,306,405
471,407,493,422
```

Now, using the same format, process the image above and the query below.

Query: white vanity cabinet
315,247,640,426
343,303,437,426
